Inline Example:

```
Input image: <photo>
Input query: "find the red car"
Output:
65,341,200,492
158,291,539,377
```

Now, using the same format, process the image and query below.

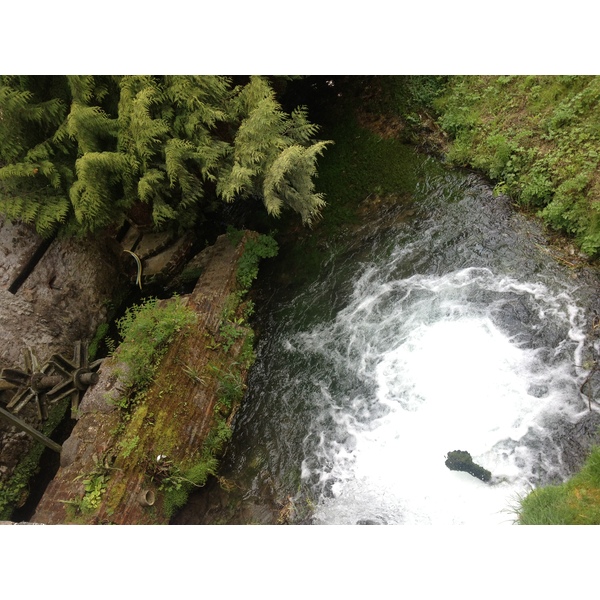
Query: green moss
88,322,110,361
0,397,70,520
116,296,197,390
0,442,45,520
316,116,422,223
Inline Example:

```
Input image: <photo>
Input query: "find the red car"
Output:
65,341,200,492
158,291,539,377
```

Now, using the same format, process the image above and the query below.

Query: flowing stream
175,148,600,525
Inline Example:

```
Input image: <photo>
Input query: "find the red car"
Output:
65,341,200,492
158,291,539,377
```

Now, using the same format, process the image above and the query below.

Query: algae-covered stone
445,450,491,482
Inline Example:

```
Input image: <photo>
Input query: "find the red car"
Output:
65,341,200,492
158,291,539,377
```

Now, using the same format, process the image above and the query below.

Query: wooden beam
0,405,62,453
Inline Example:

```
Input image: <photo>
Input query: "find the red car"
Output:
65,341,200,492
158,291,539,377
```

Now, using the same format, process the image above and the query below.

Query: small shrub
116,296,197,390
236,233,278,291
520,170,554,207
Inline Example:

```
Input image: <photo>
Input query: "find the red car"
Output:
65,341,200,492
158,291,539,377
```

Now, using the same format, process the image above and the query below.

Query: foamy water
297,266,588,524
193,163,599,527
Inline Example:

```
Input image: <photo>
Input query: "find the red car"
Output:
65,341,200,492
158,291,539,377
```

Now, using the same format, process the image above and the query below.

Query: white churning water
297,264,588,524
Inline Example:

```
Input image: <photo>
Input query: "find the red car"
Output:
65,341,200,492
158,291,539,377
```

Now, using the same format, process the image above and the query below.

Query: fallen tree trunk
31,231,266,524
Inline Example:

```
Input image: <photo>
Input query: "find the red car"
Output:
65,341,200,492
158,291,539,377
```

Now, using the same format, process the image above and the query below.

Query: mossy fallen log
30,230,276,524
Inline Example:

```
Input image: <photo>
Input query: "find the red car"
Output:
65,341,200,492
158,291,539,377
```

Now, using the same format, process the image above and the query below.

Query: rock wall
0,218,124,511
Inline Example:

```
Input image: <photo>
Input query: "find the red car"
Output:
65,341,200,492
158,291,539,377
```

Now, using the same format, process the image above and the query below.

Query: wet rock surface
0,218,124,509
445,450,492,482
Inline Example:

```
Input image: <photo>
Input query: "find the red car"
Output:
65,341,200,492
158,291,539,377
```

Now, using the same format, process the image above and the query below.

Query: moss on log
31,231,271,524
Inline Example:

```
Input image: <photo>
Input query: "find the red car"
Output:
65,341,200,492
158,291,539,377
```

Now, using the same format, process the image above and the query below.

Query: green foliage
208,363,246,411
235,232,279,291
118,434,140,458
435,75,600,256
78,474,108,512
88,322,110,360
519,169,555,207
148,453,219,519
217,76,333,225
0,75,331,235
239,329,256,368
116,296,197,390
0,397,70,519
515,484,579,525
262,142,330,225
515,446,600,524
219,321,245,353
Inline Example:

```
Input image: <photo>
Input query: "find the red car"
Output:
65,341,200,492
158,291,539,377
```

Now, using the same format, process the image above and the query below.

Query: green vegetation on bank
515,446,600,524
433,75,600,256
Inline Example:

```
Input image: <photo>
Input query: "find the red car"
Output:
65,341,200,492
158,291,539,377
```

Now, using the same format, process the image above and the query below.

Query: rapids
175,151,600,525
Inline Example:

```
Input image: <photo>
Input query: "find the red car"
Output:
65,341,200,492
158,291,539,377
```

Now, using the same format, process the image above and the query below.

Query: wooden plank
0,405,62,453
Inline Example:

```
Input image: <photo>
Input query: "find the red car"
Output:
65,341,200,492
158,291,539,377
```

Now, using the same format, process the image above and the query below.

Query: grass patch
515,445,600,524
434,75,600,256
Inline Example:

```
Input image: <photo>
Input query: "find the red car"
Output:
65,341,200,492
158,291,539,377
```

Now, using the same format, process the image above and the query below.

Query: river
173,147,600,525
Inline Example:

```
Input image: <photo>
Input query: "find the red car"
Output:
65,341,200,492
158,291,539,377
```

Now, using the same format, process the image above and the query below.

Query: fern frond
285,106,320,143
70,151,133,227
66,76,96,104
165,75,230,130
152,197,177,227
67,102,118,154
138,168,166,203
164,138,195,187
263,141,332,224
118,76,169,169
216,163,255,202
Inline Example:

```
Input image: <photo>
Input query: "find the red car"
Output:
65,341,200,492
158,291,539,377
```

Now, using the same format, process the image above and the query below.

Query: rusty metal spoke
0,341,104,453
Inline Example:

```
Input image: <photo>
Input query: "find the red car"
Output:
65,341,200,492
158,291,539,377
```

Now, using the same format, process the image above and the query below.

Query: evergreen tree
0,75,331,236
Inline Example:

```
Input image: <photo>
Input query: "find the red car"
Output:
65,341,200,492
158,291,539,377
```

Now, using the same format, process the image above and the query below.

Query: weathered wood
0,406,62,453
31,231,260,524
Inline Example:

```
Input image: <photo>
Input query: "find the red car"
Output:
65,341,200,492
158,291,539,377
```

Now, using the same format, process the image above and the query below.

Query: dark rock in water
445,450,491,482
356,519,380,525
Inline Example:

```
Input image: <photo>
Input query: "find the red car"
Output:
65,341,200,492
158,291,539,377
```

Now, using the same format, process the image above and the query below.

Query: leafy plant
435,75,600,257
235,232,279,291
115,295,197,390
79,474,108,512
219,321,245,352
